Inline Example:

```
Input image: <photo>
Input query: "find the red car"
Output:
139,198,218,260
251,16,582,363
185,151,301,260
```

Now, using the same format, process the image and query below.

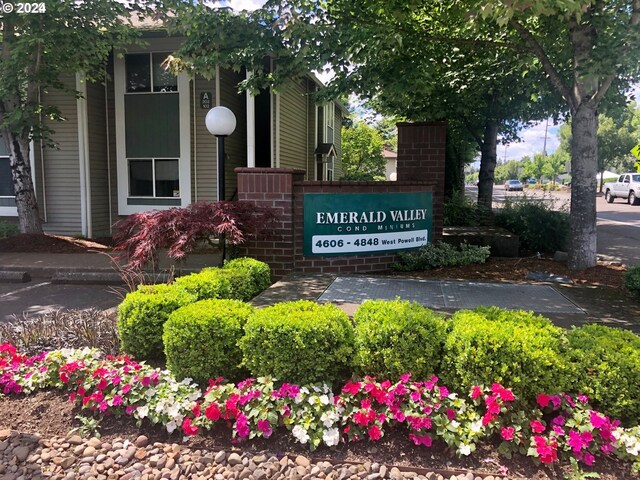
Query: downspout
305,79,309,178
76,73,92,238
38,89,47,222
275,91,281,168
104,70,113,233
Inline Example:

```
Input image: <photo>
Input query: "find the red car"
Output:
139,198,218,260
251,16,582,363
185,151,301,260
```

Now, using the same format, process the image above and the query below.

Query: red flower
182,418,199,436
342,381,361,395
191,403,201,417
537,394,550,408
409,433,432,447
205,403,221,421
368,425,382,441
446,409,456,420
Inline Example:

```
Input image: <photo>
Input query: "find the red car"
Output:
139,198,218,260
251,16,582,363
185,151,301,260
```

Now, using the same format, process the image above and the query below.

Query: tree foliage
113,201,277,269
340,121,386,180
0,0,159,233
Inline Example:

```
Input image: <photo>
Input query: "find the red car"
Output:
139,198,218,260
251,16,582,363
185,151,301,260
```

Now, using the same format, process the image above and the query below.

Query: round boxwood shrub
441,309,569,403
163,299,255,385
238,300,354,385
173,268,232,301
117,284,196,360
565,324,640,425
352,299,448,380
625,265,640,298
202,267,255,302
224,257,271,296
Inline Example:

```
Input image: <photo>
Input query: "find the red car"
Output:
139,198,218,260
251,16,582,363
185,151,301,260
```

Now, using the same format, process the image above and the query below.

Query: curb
0,271,31,283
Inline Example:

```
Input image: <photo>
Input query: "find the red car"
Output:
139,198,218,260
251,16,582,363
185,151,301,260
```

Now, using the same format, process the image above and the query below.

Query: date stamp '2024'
1,2,46,14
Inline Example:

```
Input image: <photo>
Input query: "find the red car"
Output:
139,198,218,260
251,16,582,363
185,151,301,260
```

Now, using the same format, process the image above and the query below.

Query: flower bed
2,343,639,474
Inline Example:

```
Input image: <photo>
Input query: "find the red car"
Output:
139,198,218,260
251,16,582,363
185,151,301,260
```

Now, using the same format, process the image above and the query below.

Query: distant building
383,149,397,181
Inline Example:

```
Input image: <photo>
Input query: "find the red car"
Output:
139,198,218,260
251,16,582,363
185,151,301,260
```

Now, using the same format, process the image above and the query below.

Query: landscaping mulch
0,233,113,253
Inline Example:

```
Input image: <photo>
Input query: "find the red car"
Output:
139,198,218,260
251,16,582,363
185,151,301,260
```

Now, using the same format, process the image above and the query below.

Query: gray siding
41,74,82,235
219,68,247,200
193,76,217,201
278,78,308,172
87,80,112,237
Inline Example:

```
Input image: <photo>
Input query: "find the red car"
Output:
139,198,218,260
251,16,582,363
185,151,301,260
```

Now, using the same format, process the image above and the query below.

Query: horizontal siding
193,76,217,201
278,78,307,171
87,80,111,237
333,106,343,179
42,74,82,235
219,68,246,200
307,82,317,180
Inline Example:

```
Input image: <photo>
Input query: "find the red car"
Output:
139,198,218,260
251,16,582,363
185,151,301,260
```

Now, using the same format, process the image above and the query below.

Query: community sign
303,192,432,256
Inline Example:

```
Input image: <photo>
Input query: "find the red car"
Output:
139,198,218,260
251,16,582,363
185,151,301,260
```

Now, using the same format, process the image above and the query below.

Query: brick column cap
235,167,307,175
297,180,437,187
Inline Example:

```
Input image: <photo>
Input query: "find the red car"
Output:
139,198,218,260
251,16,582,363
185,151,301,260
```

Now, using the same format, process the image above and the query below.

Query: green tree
340,121,386,180
494,160,523,184
0,1,155,233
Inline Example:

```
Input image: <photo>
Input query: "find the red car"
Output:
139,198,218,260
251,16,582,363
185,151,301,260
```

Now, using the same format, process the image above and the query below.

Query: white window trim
114,53,191,215
0,140,36,217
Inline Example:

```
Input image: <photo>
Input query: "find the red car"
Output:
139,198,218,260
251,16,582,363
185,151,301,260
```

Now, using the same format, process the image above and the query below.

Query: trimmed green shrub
117,284,196,360
352,300,448,381
393,241,490,271
204,267,255,302
472,306,555,329
441,309,569,403
164,299,255,385
224,257,271,295
444,191,479,227
173,269,232,301
625,265,640,297
565,324,640,425
239,300,354,385
495,199,569,253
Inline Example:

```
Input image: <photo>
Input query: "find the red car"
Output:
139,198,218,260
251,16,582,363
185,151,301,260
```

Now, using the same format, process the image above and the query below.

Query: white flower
320,410,339,428
323,428,340,447
181,377,193,386
459,444,472,456
167,404,180,418
145,388,157,398
137,405,149,419
319,394,330,405
448,393,458,400
166,421,177,433
450,420,460,429
470,420,483,433
188,391,201,402
292,425,310,444
308,395,318,406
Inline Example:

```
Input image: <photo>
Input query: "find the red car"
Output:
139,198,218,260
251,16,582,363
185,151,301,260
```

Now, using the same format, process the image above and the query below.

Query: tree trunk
477,120,498,213
1,129,43,233
568,104,598,270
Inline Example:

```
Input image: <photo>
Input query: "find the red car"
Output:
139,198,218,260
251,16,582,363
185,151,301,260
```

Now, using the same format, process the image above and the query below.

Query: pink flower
257,419,272,437
368,425,382,441
121,384,131,395
534,436,558,464
471,385,483,399
342,381,361,395
583,452,595,466
500,427,515,441
446,409,456,420
530,420,546,433
182,418,198,436
111,395,123,406
98,401,108,412
235,413,250,438
590,411,607,429
409,433,432,447
400,373,412,383
439,386,449,399
125,406,135,415
140,376,151,387
97,378,108,391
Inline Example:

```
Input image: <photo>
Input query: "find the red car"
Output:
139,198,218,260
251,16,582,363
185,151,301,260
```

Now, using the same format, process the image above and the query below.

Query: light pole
205,106,237,201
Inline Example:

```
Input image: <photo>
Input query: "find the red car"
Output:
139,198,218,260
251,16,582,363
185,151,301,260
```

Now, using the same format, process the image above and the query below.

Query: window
125,53,177,93
325,102,335,144
0,156,12,197
124,53,180,201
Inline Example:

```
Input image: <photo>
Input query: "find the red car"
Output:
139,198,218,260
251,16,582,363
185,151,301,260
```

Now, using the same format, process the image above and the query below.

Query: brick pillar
235,168,305,279
396,122,447,241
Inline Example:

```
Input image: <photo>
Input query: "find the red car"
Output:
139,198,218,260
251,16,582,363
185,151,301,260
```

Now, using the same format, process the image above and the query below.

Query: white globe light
205,106,237,136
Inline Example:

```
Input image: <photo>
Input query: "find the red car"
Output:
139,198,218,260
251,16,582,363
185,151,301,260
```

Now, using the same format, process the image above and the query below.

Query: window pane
152,53,177,92
155,159,179,197
129,160,153,196
125,94,180,157
0,134,9,156
0,157,13,197
126,54,151,93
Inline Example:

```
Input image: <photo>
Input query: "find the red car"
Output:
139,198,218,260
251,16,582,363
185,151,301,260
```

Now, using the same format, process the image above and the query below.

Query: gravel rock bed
0,429,505,480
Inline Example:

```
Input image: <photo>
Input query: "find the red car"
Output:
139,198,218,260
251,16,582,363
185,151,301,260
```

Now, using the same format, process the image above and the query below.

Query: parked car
604,173,640,205
504,179,524,191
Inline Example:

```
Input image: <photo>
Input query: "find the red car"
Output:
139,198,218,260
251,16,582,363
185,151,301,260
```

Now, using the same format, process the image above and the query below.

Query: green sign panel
303,192,433,256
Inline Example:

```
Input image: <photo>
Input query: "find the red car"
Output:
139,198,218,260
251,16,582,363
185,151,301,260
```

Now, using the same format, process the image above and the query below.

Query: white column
246,71,255,168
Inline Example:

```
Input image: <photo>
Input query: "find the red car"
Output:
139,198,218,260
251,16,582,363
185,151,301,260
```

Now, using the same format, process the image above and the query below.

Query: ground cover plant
627,265,640,298
2,343,640,474
392,241,490,271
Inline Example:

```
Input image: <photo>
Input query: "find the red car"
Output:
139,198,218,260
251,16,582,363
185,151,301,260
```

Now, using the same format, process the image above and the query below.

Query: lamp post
205,106,237,201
